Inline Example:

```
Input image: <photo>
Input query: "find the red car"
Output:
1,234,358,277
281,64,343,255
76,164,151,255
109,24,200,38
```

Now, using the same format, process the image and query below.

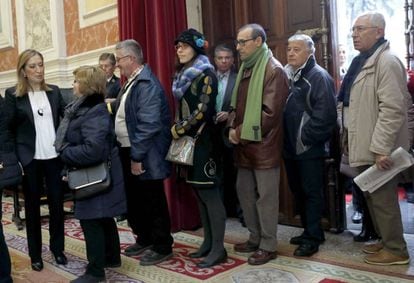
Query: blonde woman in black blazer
5,49,67,272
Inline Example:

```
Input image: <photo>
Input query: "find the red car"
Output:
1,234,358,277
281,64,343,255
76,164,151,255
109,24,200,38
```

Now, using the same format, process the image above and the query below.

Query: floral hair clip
194,36,205,48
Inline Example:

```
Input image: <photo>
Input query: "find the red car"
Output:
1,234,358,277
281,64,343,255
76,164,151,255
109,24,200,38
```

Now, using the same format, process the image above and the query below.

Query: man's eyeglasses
234,38,256,47
115,55,130,63
351,26,378,34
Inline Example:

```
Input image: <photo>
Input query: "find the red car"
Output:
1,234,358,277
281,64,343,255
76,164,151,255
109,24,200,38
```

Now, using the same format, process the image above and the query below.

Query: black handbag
0,151,23,189
67,161,111,200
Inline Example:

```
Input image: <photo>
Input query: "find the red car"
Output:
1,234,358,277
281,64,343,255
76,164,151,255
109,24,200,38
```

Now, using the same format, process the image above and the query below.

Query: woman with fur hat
171,28,227,268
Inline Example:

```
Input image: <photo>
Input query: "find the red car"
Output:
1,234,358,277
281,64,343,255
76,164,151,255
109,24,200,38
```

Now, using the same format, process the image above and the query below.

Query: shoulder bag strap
194,122,207,139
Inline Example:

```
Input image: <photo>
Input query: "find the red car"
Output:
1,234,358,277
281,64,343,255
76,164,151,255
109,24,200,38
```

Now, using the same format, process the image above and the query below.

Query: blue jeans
0,190,13,283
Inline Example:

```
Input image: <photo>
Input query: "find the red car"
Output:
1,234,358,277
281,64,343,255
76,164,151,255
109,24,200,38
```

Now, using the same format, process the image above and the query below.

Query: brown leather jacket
229,57,288,169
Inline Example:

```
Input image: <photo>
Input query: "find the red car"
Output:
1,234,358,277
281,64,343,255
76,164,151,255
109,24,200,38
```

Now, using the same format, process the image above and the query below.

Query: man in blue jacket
110,39,173,266
283,34,337,257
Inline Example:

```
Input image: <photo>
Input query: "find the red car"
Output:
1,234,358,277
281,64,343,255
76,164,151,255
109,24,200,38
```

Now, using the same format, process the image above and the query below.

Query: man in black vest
99,53,121,99
213,44,239,219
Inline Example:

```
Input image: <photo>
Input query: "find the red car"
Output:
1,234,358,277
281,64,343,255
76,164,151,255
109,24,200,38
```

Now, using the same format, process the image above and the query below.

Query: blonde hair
73,66,107,97
15,49,51,97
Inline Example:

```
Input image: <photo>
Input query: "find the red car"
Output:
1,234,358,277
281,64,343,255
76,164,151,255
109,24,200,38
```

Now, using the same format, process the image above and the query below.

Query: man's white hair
356,11,386,29
288,34,315,54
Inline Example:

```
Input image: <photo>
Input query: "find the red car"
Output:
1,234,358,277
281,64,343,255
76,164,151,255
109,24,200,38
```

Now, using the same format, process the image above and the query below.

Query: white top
115,67,143,147
28,90,58,159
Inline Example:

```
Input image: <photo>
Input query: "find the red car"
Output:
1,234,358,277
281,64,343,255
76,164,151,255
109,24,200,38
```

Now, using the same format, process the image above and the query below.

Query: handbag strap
194,122,206,139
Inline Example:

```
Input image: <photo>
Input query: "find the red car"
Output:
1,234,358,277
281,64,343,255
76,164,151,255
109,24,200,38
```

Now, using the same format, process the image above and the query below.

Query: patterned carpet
2,199,414,283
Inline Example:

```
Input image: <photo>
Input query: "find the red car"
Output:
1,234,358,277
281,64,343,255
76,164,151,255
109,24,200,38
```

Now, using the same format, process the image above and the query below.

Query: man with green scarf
228,23,288,265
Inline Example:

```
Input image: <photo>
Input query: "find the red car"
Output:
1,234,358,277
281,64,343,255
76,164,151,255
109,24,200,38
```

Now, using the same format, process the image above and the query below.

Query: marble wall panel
0,0,18,72
64,0,118,56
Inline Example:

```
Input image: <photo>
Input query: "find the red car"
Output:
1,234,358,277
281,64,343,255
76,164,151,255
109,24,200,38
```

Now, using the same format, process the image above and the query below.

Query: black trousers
285,158,325,244
219,146,239,218
0,190,12,283
193,186,226,255
353,182,376,234
80,218,120,277
351,180,364,213
23,158,65,261
119,148,173,255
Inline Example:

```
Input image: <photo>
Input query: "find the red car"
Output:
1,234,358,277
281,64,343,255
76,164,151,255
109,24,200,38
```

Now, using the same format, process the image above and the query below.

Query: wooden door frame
201,0,346,232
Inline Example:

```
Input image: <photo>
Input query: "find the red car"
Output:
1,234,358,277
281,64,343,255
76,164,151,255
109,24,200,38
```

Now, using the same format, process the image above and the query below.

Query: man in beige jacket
338,11,410,265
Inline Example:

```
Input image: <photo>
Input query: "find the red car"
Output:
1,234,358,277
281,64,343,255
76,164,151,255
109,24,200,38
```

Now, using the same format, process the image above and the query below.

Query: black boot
195,188,227,268
353,205,379,242
189,194,212,258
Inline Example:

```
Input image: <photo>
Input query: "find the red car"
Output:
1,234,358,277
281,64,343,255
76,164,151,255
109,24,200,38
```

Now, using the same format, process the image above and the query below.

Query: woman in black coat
5,49,67,271
0,95,14,283
171,29,227,268
55,66,126,283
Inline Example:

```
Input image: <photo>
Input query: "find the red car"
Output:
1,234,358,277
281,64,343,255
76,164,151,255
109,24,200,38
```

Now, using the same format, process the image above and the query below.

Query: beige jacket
347,41,410,167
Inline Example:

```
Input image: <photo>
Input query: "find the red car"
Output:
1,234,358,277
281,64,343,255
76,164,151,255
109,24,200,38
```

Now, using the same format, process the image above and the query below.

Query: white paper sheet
353,147,414,193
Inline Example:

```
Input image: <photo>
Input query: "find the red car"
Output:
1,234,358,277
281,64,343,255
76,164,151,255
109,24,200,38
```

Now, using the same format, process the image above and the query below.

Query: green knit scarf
230,43,270,141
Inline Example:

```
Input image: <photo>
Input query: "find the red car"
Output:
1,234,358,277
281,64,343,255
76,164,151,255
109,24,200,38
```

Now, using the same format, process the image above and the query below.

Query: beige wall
0,0,203,94
0,0,118,94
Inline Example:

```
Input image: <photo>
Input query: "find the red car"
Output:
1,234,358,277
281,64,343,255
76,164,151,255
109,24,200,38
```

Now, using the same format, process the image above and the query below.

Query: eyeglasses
351,26,378,33
115,55,130,63
234,38,256,47
175,43,190,50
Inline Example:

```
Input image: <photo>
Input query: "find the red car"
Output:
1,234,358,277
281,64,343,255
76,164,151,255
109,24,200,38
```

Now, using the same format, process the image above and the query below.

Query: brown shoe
247,249,277,265
362,242,383,254
364,249,410,266
234,241,259,253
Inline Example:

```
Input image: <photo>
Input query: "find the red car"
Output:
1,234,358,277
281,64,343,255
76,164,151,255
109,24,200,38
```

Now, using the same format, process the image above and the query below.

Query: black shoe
294,243,319,257
104,261,122,268
124,243,153,256
189,249,210,258
351,211,363,224
70,273,106,283
196,250,227,268
290,235,325,245
53,252,68,265
31,260,44,271
289,235,304,245
353,230,379,242
139,250,173,266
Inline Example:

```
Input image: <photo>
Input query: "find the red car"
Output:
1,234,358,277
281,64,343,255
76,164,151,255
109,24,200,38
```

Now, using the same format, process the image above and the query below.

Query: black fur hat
174,28,208,55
